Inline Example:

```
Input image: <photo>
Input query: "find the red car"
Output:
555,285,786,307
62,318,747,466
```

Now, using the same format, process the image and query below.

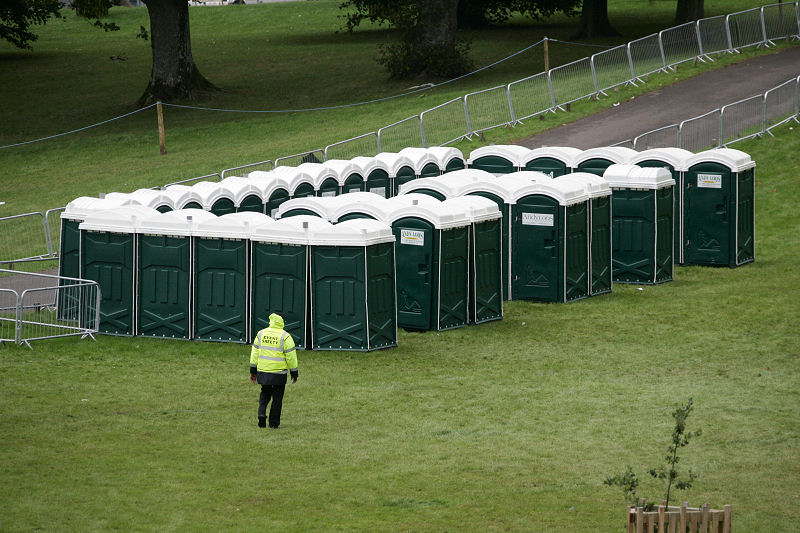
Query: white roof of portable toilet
322,159,362,186
467,144,532,167
521,146,582,167
328,191,392,222
162,185,206,210
427,146,465,167
249,214,333,245
311,218,395,247
350,156,390,178
398,147,439,173
276,196,336,221
374,152,416,177
293,163,337,191
248,173,291,198
79,205,161,233
441,196,501,223
603,164,640,187
269,166,318,194
247,170,273,180
137,208,218,237
62,196,140,221
679,148,756,172
128,188,175,211
398,169,496,197
603,164,675,189
628,147,694,169
193,211,273,239
574,146,638,166
554,172,612,198
457,178,518,203
502,171,553,183
219,177,265,207
384,195,471,229
192,181,234,210
508,180,589,206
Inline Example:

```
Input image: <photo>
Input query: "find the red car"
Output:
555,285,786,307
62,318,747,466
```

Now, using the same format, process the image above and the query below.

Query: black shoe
269,425,279,429
258,418,266,428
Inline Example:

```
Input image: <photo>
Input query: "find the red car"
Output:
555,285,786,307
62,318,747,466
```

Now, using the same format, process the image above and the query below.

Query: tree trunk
138,0,215,105
418,0,460,52
675,0,704,25
572,0,619,39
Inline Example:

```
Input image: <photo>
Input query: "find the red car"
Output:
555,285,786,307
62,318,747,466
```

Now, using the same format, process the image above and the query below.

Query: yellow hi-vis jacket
250,315,298,376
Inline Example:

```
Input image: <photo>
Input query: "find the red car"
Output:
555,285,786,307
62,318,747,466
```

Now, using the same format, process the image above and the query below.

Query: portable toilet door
135,209,215,339
324,160,365,194
219,177,265,214
162,185,205,211
249,174,291,218
385,197,471,331
309,219,397,350
467,144,531,176
574,147,638,177
509,181,590,302
441,197,503,324
400,147,442,178
351,156,392,198
375,152,416,197
629,148,693,264
192,212,271,343
249,215,333,349
680,148,755,267
192,181,236,216
555,173,613,296
428,146,466,173
603,165,675,284
79,205,160,335
522,146,582,177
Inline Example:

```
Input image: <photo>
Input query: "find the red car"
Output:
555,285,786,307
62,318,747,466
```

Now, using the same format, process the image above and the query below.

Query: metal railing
633,124,680,150
0,212,53,267
220,160,274,179
0,269,100,347
163,172,222,189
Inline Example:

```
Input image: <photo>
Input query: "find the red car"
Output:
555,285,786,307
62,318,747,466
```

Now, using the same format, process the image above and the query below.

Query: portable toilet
384,195,471,331
162,185,206,211
135,209,217,339
441,197,503,324
79,205,160,335
603,164,675,284
277,196,336,221
629,148,693,264
329,192,392,223
427,146,466,173
106,188,176,213
249,173,291,218
678,148,755,267
554,172,613,296
249,215,333,349
374,152,417,197
508,180,590,302
309,219,397,351
219,176,266,214
272,166,317,199
190,181,236,216
192,212,272,343
397,169,496,200
574,147,638,176
522,146,582,177
399,147,442,178
324,159,365,194
351,156,392,198
467,144,532,176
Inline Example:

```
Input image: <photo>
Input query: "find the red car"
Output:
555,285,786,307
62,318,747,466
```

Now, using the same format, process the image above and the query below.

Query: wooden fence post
723,504,732,533
544,37,550,73
702,503,710,532
157,102,167,155
680,502,688,532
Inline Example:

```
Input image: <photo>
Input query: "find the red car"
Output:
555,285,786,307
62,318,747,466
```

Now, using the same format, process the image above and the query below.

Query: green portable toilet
219,176,266,214
400,147,442,178
249,215,332,349
375,152,416,197
351,157,392,198
629,148,694,264
329,192,392,223
277,196,334,220
249,173,291,218
522,146,582,177
324,160,365,194
428,146,466,174
508,180,590,302
270,166,317,199
106,188,176,213
162,185,206,211
136,209,218,339
554,172,613,296
441,196,503,324
574,147,638,177
383,195,471,331
193,212,273,343
467,144,532,176
192,181,236,216
398,169,496,200
603,164,675,284
79,205,160,335
678,148,755,267
309,219,397,351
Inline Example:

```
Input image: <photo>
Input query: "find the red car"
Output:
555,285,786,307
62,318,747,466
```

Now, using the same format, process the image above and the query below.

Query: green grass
1,123,799,531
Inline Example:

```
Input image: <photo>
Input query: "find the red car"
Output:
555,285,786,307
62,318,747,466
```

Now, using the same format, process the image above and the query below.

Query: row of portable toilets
58,145,755,350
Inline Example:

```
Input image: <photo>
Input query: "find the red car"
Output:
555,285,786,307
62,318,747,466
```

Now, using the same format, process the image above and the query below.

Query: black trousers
258,384,285,428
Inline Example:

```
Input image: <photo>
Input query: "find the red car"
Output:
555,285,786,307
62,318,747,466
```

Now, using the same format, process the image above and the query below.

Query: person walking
249,313,298,428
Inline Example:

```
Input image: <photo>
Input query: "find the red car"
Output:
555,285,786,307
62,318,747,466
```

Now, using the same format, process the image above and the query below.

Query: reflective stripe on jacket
250,326,298,374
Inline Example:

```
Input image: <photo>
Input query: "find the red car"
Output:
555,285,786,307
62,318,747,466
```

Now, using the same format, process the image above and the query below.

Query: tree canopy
1,0,63,49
